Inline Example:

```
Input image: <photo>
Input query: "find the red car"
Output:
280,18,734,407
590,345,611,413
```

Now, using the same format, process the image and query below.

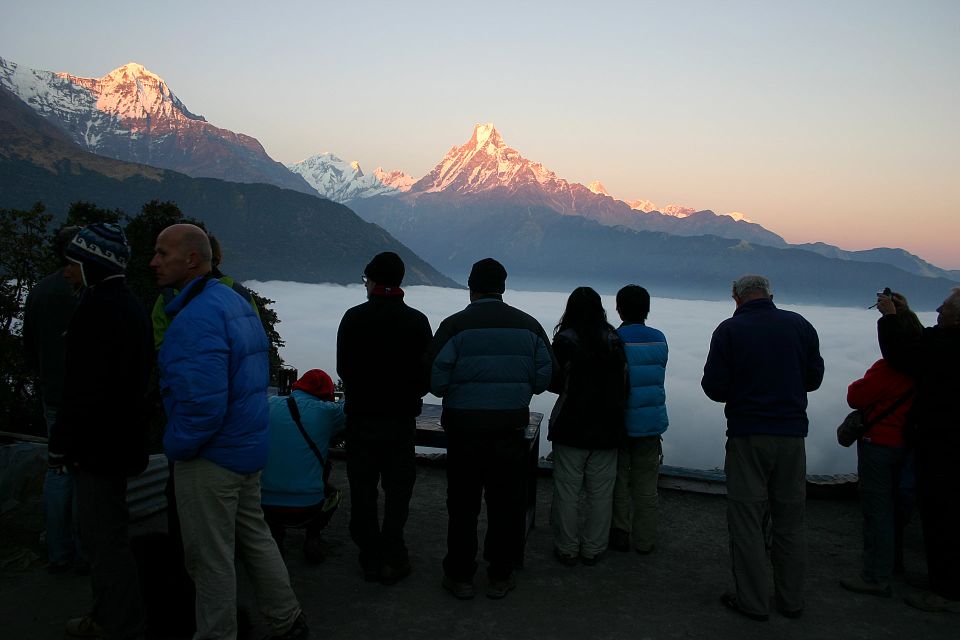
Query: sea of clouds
247,281,937,476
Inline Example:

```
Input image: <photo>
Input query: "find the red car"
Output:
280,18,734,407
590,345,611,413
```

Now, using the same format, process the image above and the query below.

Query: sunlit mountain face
0,56,317,195
286,152,415,202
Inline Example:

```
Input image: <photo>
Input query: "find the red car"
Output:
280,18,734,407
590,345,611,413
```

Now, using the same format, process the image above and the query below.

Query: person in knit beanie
50,221,152,639
63,222,130,287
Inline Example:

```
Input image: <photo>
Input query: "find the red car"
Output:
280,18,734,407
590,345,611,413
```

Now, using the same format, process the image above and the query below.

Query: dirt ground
1,461,956,640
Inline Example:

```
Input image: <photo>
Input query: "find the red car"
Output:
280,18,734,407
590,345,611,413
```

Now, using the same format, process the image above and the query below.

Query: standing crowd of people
21,220,960,638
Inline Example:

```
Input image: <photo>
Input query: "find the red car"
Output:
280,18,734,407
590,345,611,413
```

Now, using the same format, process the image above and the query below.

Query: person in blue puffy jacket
261,369,346,564
153,223,307,640
609,285,669,555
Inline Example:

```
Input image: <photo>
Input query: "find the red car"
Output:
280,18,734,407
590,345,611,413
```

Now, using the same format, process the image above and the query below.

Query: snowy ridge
410,123,570,195
287,153,414,202
0,55,316,195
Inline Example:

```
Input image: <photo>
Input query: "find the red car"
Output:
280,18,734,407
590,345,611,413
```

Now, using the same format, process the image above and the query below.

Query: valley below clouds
248,281,938,476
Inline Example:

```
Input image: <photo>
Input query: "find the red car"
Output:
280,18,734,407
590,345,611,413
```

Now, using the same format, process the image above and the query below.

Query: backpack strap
286,396,325,467
863,388,916,428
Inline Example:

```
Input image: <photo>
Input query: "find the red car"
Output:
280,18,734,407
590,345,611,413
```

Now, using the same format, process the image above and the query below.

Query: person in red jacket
840,299,922,598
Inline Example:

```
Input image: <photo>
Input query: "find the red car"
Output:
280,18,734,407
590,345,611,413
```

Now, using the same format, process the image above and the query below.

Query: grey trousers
551,444,618,558
175,458,301,640
725,435,806,617
612,436,662,551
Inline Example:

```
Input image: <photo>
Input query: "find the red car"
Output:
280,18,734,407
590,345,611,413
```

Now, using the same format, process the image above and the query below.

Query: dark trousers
857,441,906,582
263,503,325,539
443,428,526,582
76,469,144,640
346,419,416,570
917,441,960,600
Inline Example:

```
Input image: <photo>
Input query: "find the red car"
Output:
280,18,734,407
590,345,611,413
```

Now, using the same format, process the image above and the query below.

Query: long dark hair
554,287,617,352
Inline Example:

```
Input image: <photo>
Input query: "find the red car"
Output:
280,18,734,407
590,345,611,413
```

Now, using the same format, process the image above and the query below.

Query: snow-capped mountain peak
410,122,565,195
587,181,610,196
0,55,317,195
58,61,205,123
288,153,414,201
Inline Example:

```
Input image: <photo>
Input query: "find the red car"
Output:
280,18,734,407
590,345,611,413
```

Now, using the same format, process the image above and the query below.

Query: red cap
291,369,335,401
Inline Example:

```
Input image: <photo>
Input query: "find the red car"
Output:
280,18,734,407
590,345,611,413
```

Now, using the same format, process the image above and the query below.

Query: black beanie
364,252,405,287
468,258,507,294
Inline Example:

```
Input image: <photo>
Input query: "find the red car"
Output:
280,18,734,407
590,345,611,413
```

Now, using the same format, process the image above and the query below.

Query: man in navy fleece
702,274,824,622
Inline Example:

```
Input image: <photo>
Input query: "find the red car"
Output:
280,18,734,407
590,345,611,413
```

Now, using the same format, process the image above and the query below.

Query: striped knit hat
65,222,130,275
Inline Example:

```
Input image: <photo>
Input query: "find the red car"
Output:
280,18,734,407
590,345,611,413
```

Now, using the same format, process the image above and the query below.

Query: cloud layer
249,281,938,475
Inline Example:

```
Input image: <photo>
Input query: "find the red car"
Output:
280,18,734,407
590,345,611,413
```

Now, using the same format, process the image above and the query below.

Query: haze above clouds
2,2,958,268
248,281,938,476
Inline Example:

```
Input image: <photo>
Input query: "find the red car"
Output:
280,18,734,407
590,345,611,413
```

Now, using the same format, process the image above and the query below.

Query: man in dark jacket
426,258,554,600
336,252,433,585
48,223,152,639
23,225,84,573
701,275,824,622
878,287,960,613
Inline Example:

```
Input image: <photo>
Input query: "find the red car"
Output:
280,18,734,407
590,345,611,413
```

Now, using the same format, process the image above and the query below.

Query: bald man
151,224,307,640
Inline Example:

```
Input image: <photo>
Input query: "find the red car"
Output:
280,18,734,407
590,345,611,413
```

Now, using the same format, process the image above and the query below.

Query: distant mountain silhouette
349,194,958,310
0,85,457,288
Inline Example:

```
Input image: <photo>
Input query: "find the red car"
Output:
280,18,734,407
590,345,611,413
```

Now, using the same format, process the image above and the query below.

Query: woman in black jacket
548,287,629,565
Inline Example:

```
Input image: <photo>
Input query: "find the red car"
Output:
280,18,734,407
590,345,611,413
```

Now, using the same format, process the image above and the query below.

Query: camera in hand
868,287,892,309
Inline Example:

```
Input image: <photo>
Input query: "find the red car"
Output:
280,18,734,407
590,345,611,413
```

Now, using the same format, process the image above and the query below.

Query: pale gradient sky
3,1,958,268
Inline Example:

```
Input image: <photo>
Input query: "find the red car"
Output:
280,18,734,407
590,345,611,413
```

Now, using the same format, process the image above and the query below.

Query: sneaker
47,561,72,575
442,575,476,600
580,554,598,567
609,528,630,552
903,572,931,590
634,544,655,555
379,562,412,586
65,615,105,638
721,592,769,622
263,612,309,640
777,605,804,619
553,547,578,567
486,573,517,599
904,591,960,613
840,576,892,597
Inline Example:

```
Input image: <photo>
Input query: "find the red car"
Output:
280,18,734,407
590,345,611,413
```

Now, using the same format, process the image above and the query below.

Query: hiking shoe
904,591,960,613
442,575,476,600
263,612,309,640
65,615,105,638
609,528,630,552
379,562,412,586
721,593,769,621
840,576,892,597
553,547,578,567
486,573,517,599
903,572,931,590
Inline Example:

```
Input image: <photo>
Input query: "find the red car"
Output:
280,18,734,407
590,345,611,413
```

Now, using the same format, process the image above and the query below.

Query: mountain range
1,55,957,308
0,83,456,288
289,122,959,281
0,56,318,197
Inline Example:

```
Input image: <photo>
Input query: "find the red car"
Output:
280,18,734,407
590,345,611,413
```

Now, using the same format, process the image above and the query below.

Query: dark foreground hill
0,86,457,287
